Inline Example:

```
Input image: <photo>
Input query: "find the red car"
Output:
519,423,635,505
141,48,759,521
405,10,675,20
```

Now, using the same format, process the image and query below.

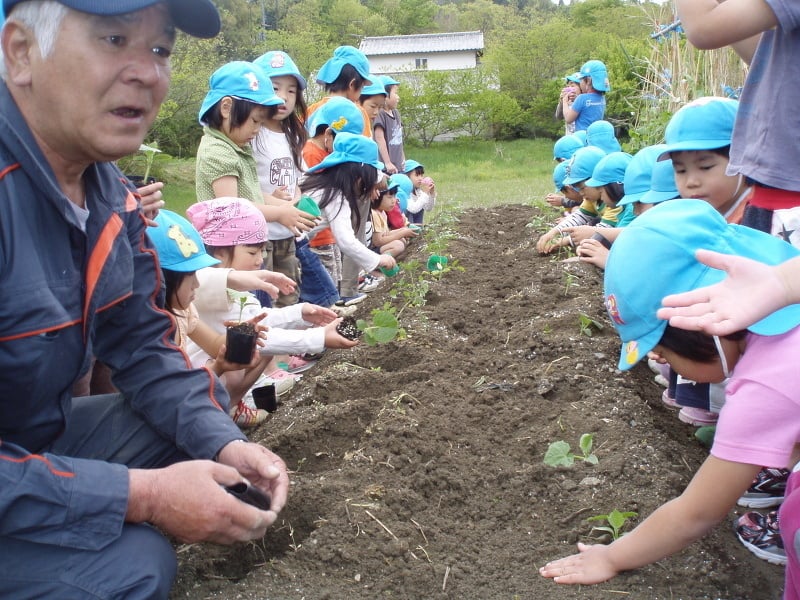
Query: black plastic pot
252,384,277,413
225,323,257,364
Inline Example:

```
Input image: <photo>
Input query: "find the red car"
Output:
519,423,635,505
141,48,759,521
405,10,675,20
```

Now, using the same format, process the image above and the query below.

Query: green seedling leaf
587,509,638,540
579,433,593,456
544,440,574,467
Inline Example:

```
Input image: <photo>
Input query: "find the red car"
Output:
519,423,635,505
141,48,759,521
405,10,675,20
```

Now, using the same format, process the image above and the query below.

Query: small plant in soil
357,304,406,346
543,433,598,467
578,313,604,337
336,316,362,341
587,509,638,541
563,271,578,296
224,295,260,363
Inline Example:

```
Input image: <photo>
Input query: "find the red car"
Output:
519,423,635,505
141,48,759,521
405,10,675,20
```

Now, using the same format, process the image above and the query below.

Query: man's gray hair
0,1,69,79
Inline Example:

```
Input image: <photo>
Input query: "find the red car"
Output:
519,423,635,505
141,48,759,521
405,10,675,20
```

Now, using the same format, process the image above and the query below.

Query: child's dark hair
410,166,425,176
254,92,308,171
603,182,625,205
162,268,190,312
301,163,376,231
325,64,368,94
658,325,746,363
710,145,730,158
201,97,260,130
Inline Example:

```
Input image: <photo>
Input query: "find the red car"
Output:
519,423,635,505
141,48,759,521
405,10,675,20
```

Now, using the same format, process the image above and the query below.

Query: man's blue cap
316,46,372,85
553,134,585,161
254,50,307,90
586,120,621,154
306,132,384,173
149,210,220,272
658,97,738,160
199,61,284,124
563,146,606,185
553,161,569,192
305,97,364,135
585,152,632,187
618,145,666,206
381,74,401,87
360,76,388,97
605,199,800,371
388,173,413,211
403,159,423,173
565,72,582,83
580,59,610,92
3,0,221,38
640,159,679,204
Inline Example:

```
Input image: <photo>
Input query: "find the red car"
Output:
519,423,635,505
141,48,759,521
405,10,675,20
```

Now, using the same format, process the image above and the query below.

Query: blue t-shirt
571,93,606,132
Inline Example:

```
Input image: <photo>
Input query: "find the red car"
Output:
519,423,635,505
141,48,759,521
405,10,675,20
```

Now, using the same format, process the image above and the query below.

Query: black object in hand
224,481,271,511
252,384,277,412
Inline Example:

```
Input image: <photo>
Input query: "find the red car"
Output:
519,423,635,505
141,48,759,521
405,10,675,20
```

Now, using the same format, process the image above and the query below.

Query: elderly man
0,1,289,597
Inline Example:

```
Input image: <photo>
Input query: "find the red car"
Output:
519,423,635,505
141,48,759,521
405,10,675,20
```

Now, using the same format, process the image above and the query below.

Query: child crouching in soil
540,200,800,598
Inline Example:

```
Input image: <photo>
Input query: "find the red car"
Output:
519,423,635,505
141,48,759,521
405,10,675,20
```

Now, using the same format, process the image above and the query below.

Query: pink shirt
711,327,800,469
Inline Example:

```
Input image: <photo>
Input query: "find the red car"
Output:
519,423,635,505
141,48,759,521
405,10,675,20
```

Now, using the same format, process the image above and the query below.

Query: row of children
139,46,438,427
541,1,800,595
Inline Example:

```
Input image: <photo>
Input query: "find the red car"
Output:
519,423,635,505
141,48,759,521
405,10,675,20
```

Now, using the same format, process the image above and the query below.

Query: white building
359,31,484,74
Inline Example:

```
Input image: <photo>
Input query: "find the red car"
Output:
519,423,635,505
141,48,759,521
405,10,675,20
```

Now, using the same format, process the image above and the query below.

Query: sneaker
648,358,670,378
336,293,367,307
330,303,357,317
734,510,787,565
662,389,680,409
277,355,318,374
738,468,790,508
358,273,382,293
264,369,298,396
654,374,669,388
230,401,268,428
678,406,718,426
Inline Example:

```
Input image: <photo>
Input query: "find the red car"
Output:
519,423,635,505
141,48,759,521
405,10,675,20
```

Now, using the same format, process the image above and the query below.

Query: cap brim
617,191,645,206
617,322,667,371
584,177,607,187
658,141,730,160
163,252,220,272
640,190,678,204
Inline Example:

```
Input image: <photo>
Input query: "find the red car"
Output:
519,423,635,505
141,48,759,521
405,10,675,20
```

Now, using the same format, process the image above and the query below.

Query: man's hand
127,456,283,544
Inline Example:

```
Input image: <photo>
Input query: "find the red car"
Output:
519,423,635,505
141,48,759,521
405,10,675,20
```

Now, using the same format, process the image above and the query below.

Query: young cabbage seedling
543,433,599,467
587,509,638,541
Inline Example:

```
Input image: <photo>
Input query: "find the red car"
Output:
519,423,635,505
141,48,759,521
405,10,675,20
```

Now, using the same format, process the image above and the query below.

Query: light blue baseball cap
563,146,606,186
403,159,424,173
585,152,633,187
553,161,569,192
618,145,667,206
381,74,401,87
199,61,283,124
586,120,621,154
658,97,739,160
640,159,679,204
565,72,582,83
306,132,384,173
316,46,372,85
149,210,220,272
553,134,585,161
305,97,364,135
580,59,610,92
360,76,388,97
605,199,800,371
254,50,307,90
388,173,413,211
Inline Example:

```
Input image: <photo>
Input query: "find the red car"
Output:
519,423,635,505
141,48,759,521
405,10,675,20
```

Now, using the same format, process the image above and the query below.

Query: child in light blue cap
301,133,396,305
555,72,582,135
307,46,373,137
537,146,621,254
553,133,585,162
564,59,609,131
541,199,800,593
402,159,435,225
544,161,582,214
586,120,621,154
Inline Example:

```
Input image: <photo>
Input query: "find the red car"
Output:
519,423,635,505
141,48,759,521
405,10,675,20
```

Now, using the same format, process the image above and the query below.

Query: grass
126,137,555,217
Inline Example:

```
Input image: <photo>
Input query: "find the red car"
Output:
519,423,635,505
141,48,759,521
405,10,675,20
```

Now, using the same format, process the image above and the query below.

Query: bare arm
540,456,759,585
675,0,776,53
373,125,396,174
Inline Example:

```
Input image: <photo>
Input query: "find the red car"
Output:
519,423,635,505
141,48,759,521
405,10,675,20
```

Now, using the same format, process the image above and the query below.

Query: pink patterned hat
186,198,267,247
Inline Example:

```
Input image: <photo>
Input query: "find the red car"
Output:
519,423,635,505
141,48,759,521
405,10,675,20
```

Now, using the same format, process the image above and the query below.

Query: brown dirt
171,204,784,600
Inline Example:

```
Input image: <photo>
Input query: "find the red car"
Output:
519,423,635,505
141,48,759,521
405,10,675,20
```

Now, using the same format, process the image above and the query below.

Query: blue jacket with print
0,81,245,551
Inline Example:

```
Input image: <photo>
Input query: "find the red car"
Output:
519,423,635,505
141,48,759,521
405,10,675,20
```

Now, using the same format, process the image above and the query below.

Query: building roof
359,31,484,56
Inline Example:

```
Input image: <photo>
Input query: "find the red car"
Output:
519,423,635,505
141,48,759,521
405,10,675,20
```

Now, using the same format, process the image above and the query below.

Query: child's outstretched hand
545,193,564,208
539,542,618,585
576,238,609,269
227,269,296,299
300,303,338,326
323,319,359,349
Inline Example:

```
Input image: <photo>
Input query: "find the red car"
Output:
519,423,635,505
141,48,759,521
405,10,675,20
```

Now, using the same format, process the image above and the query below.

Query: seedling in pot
543,433,598,467
336,316,362,341
225,295,260,364
587,509,638,541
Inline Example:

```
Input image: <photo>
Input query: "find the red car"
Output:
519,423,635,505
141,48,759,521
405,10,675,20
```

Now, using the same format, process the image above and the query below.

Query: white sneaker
330,303,357,317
